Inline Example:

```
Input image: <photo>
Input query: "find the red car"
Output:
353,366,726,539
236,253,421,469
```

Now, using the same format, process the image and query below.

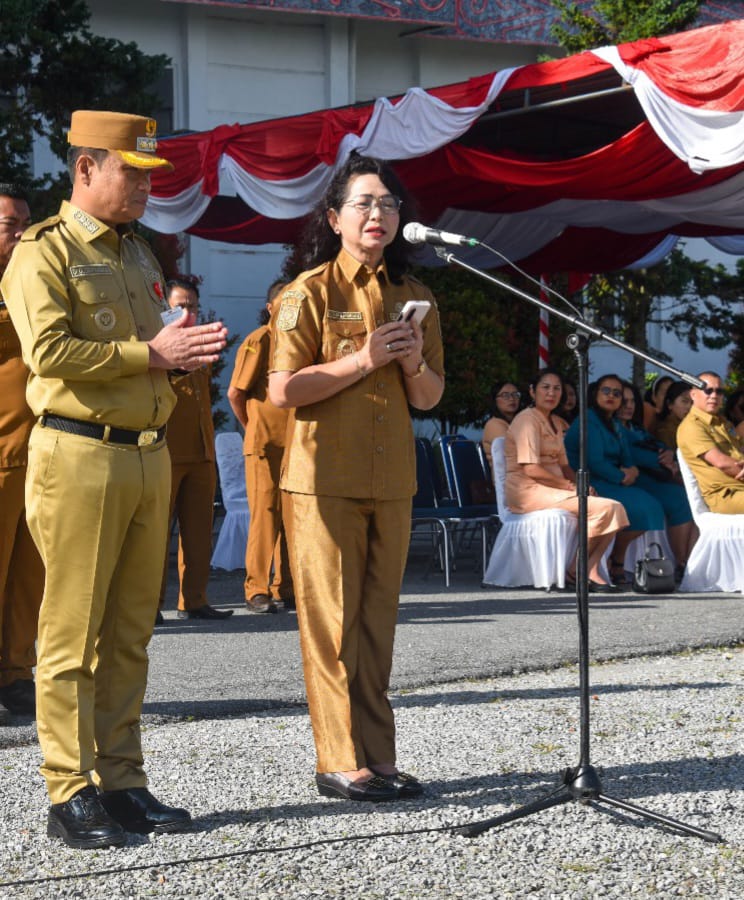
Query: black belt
41,415,166,447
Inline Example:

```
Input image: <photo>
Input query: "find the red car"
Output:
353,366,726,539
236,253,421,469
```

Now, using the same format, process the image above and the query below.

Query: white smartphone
398,299,431,325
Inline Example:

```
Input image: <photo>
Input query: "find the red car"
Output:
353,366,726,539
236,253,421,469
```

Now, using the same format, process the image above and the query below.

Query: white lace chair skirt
211,431,250,571
483,438,578,589
677,451,744,592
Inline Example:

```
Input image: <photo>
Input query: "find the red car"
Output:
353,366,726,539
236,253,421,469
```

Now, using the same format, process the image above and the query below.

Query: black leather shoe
177,604,234,620
371,769,424,798
589,580,622,594
47,786,126,849
0,679,35,715
99,787,192,834
278,596,296,611
316,772,399,802
245,594,278,614
155,610,164,625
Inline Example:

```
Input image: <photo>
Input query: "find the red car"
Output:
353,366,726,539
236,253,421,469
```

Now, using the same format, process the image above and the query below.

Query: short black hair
0,182,29,203
165,277,200,301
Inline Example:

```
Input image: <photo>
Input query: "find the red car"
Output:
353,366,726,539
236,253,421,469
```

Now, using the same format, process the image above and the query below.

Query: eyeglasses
701,386,725,396
497,391,521,400
342,194,402,215
599,387,623,398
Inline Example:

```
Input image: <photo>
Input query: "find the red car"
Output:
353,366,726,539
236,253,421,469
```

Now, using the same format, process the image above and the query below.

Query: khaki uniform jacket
0,200,175,429
271,249,444,500
230,325,290,456
0,298,35,467
677,404,744,499
167,366,215,465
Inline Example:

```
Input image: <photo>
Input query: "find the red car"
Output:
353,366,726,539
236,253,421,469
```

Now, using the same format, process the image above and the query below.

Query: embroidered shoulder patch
277,290,305,331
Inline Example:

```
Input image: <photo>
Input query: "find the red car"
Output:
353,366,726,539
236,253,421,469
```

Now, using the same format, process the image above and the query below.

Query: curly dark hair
286,153,419,284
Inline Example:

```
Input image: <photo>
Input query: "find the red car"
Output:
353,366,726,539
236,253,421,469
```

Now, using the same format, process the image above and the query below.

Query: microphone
403,222,479,248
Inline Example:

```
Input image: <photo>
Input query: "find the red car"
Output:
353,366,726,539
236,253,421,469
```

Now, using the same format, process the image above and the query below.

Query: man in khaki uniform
227,282,293,613
677,371,744,513
1,110,227,849
0,183,44,724
160,277,231,620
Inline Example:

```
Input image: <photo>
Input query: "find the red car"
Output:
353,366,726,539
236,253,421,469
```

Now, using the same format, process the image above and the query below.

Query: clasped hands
149,308,228,371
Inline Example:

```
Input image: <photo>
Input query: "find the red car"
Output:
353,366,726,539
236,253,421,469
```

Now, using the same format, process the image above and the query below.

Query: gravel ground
0,645,741,899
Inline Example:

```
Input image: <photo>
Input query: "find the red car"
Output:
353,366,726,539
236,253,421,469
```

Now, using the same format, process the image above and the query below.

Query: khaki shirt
0,297,35,467
230,324,290,456
677,404,744,500
271,248,444,500
166,366,215,465
1,200,175,430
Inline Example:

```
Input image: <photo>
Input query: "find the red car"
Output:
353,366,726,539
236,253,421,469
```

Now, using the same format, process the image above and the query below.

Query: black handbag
632,542,676,594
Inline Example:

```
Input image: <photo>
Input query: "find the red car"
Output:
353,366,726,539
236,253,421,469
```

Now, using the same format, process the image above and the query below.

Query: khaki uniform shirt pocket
323,317,367,362
71,276,133,341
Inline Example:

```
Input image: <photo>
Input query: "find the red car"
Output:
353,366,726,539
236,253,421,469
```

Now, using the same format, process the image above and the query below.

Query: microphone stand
433,246,722,844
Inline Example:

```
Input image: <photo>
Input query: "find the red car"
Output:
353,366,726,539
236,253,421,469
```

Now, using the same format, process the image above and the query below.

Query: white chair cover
483,438,578,589
677,452,744,592
211,432,250,571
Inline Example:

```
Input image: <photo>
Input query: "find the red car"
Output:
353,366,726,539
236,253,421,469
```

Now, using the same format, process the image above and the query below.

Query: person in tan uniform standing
0,183,44,725
227,281,293,614
2,111,227,849
269,154,445,802
160,278,232,621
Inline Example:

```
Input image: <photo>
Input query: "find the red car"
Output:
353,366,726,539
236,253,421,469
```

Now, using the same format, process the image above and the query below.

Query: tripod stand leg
595,793,724,843
454,787,573,838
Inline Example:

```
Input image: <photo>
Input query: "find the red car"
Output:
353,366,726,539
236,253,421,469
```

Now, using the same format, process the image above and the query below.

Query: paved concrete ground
0,547,741,899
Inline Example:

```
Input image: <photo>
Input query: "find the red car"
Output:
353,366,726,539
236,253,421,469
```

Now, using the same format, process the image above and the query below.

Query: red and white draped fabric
143,20,744,274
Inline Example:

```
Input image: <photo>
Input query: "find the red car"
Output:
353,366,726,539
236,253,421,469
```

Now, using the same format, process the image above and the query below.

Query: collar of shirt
689,404,724,428
60,200,133,247
336,246,389,286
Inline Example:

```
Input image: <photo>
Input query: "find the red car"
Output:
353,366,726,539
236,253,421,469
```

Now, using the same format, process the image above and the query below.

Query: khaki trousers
160,460,216,610
244,448,292,601
25,425,170,804
0,466,44,686
287,492,410,773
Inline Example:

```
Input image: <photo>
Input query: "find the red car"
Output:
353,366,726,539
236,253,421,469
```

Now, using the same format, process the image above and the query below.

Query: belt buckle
137,429,158,447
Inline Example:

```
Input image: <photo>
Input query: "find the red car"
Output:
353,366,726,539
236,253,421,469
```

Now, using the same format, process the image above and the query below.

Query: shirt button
377,415,384,423
377,382,385,390
98,292,106,299
376,446,384,454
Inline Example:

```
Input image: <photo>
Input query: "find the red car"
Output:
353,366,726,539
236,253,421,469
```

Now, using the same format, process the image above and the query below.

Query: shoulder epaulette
21,215,63,241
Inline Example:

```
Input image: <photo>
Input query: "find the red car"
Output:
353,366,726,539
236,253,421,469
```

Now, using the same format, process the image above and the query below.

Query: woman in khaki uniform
505,369,628,592
269,154,444,802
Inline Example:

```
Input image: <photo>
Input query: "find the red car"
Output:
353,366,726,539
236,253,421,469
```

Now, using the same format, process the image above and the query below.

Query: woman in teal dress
564,373,666,583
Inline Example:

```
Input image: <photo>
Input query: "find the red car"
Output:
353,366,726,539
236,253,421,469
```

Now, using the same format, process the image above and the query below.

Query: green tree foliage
0,0,168,214
584,246,742,385
412,266,576,434
550,0,700,51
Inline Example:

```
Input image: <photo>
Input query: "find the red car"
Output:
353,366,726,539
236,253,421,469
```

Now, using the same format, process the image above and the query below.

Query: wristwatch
405,359,427,378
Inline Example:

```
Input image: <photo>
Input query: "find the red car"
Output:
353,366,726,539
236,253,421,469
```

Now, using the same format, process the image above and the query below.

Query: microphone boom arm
434,247,704,389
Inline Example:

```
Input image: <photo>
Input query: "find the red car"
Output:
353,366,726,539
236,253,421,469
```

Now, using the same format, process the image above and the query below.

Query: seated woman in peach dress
505,368,629,593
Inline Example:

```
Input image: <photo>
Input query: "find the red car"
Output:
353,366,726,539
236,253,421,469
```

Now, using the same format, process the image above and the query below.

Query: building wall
80,0,550,416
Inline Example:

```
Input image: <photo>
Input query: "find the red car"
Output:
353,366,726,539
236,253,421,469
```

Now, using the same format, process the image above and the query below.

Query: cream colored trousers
26,424,170,804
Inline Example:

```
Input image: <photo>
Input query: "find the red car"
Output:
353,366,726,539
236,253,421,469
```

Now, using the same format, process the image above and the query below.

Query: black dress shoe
278,596,296,611
245,594,278,614
155,610,164,625
99,787,192,834
371,769,424,798
177,604,234,620
48,786,126,849
589,580,622,594
0,678,35,715
316,772,398,802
